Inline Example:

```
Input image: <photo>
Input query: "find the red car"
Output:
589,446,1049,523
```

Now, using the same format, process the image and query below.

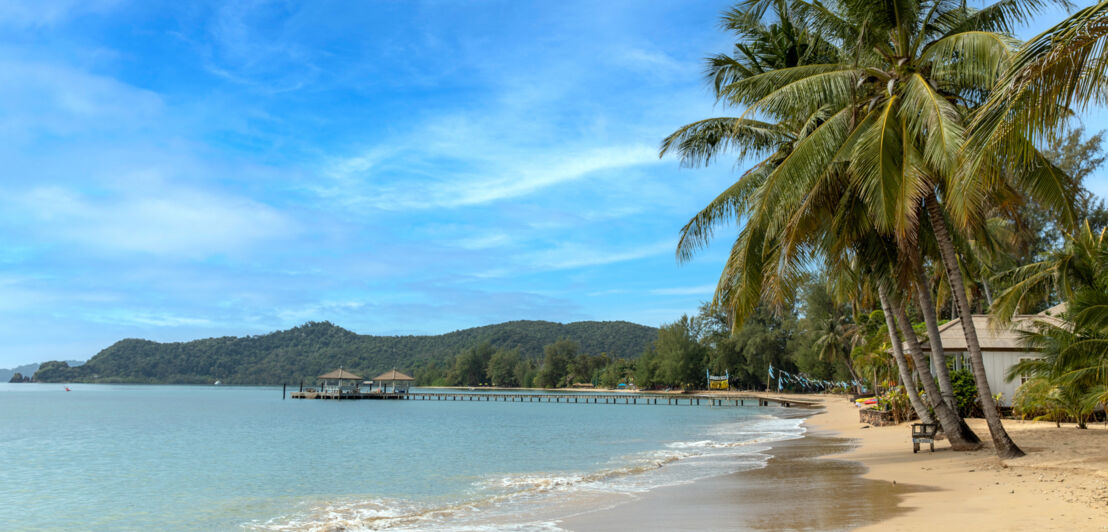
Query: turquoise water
0,384,804,531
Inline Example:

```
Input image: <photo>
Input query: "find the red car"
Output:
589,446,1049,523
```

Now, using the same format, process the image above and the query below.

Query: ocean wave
249,411,808,531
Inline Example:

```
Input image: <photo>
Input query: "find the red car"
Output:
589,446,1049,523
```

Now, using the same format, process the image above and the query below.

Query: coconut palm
1000,221,1108,428
992,221,1108,323
813,313,864,390
663,0,1068,456
970,1,1108,177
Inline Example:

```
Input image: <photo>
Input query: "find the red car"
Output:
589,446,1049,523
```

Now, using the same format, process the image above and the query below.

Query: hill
32,320,657,385
0,360,84,383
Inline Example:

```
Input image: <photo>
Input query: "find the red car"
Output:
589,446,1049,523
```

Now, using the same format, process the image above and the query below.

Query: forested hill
32,320,657,385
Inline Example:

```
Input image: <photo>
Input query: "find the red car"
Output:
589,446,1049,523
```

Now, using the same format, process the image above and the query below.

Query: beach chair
912,422,939,453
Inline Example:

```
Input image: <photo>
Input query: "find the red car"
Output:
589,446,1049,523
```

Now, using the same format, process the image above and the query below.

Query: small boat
214,380,222,386
64,387,71,392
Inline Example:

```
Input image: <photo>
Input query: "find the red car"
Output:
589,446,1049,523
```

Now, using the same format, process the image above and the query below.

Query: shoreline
558,394,1107,531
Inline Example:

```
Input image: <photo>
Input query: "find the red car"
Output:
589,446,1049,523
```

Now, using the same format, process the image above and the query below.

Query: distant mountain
33,320,657,385
0,360,83,383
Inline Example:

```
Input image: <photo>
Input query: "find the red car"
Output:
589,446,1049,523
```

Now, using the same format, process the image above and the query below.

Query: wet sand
561,424,920,531
560,394,1107,531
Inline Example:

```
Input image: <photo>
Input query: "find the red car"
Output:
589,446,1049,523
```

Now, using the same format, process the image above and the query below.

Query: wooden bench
912,422,939,453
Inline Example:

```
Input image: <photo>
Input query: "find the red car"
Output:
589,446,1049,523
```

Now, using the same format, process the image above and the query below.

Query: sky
1,1,1105,367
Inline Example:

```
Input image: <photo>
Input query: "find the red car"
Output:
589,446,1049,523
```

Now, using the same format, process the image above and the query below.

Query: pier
291,390,813,407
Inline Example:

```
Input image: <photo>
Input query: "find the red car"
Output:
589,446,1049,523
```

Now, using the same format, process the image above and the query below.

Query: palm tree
664,0,1064,456
999,222,1108,428
813,313,864,391
970,1,1108,177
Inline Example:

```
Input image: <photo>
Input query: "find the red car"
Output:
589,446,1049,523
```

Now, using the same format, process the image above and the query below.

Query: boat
214,380,222,386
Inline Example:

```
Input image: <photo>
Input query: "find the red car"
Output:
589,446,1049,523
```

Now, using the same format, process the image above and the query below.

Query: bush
950,369,980,417
878,386,913,424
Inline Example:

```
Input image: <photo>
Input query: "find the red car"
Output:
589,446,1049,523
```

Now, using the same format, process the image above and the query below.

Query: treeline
413,339,636,388
415,277,867,391
33,320,657,385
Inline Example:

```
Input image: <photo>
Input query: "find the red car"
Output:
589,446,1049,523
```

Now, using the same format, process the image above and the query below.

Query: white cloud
12,182,296,258
322,142,660,210
613,47,688,79
0,54,163,139
85,310,216,328
0,0,122,28
649,284,718,296
523,240,675,271
454,232,513,250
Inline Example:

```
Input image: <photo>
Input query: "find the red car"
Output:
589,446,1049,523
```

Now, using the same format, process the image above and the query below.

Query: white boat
214,380,222,386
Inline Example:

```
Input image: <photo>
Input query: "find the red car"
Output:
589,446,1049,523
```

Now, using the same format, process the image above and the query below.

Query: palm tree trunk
926,192,1025,458
913,268,982,443
888,289,982,449
877,285,934,425
914,267,957,410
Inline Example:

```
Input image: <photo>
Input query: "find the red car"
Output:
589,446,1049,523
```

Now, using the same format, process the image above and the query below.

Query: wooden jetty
403,392,811,407
291,390,813,408
290,390,407,400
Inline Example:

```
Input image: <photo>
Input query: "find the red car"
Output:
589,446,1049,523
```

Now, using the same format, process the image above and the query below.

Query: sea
0,384,806,531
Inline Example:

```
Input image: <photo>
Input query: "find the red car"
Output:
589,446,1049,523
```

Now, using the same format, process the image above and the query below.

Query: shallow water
0,384,804,530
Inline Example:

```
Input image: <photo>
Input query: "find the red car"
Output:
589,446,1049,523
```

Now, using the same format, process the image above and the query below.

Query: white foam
249,411,809,531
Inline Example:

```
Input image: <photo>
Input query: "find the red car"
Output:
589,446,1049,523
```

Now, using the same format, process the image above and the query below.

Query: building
365,369,414,394
912,305,1065,406
317,368,364,396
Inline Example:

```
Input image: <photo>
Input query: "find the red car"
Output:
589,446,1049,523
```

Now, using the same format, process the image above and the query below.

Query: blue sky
1,1,1105,367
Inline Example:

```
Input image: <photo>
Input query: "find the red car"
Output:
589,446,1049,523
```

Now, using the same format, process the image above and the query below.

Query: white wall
982,351,1039,407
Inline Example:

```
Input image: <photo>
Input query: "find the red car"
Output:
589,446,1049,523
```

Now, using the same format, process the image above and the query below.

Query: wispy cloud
0,54,163,140
10,182,297,257
649,284,718,296
321,141,660,210
0,0,122,28
85,310,217,328
522,240,676,271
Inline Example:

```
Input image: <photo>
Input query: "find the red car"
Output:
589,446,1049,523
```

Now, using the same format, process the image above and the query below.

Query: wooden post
283,383,286,400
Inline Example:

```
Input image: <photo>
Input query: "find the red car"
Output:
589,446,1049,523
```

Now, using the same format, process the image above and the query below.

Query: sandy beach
562,394,1107,531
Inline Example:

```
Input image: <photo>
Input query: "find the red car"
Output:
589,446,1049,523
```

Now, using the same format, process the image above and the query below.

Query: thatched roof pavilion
372,369,413,381
367,369,414,393
319,368,363,381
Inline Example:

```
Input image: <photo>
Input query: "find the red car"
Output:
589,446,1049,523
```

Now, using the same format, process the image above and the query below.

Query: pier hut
318,368,364,396
367,370,414,394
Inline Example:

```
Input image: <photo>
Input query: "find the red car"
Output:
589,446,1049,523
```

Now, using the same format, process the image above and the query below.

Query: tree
535,339,578,388
660,0,1066,457
652,316,710,389
1001,222,1108,428
487,348,522,387
447,342,495,386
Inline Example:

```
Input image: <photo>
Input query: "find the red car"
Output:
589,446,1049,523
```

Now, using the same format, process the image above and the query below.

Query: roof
372,369,414,381
318,368,363,380
913,307,1068,353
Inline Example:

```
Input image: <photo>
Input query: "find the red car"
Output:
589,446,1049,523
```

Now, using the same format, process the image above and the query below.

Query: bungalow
911,304,1066,406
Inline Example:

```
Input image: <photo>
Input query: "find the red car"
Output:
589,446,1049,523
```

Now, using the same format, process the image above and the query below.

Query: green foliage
1012,377,1100,428
1002,223,1108,429
878,387,913,424
447,342,495,386
598,358,636,388
949,369,980,418
651,316,709,389
535,338,578,388
486,348,522,387
33,320,657,385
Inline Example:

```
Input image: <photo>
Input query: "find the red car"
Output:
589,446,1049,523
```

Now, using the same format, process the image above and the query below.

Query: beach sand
560,394,1108,531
